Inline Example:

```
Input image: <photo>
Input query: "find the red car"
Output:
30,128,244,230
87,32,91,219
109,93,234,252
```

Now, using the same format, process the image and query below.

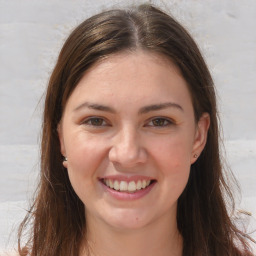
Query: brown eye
90,118,104,126
83,117,107,126
147,118,173,127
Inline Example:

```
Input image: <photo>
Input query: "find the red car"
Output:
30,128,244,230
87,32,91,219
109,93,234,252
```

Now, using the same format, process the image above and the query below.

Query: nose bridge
120,125,138,153
109,124,146,166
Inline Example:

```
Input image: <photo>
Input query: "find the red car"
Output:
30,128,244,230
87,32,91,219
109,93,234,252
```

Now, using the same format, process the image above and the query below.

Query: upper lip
98,175,155,182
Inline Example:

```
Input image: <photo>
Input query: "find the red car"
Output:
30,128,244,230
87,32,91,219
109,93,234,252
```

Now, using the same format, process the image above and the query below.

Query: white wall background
0,0,255,253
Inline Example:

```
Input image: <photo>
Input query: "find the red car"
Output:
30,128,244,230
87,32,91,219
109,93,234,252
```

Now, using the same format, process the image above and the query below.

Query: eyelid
145,117,175,127
82,116,110,127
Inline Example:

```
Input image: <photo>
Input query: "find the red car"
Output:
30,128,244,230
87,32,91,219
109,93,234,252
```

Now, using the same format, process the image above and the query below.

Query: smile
102,179,153,193
99,176,157,200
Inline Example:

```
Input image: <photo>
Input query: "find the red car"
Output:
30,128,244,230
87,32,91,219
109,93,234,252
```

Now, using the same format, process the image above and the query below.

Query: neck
80,212,183,256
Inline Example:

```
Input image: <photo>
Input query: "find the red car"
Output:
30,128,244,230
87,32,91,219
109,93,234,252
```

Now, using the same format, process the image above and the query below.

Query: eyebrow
74,102,116,113
138,102,184,114
73,102,183,114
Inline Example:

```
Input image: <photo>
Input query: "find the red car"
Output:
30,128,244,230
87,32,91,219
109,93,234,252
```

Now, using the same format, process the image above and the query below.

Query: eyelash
82,116,174,128
82,117,109,127
145,117,174,127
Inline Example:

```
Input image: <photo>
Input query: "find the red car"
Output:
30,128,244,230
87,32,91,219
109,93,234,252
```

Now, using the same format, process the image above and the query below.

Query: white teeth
104,179,152,192
109,180,114,188
113,180,120,190
136,180,142,190
128,181,136,192
119,181,128,191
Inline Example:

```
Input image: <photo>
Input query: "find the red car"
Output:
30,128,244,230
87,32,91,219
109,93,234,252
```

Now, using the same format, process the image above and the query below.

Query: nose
108,126,147,168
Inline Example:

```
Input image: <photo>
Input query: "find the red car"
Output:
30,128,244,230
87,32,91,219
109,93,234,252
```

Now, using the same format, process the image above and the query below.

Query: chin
102,209,153,231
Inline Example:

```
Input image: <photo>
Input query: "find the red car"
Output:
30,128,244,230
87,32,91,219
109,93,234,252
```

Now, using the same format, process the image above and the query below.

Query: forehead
82,51,182,83
65,51,193,112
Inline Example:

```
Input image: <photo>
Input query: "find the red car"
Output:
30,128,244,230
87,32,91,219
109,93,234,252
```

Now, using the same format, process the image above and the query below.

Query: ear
57,122,68,168
191,113,210,164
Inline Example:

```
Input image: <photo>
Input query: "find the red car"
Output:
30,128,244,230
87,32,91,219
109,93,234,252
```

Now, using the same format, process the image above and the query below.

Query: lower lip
100,181,156,201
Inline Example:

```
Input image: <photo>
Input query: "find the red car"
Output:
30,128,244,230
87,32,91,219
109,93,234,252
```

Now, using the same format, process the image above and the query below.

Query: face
58,52,209,231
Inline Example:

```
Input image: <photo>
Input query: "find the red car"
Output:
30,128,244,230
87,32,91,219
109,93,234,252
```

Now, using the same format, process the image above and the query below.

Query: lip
99,176,157,201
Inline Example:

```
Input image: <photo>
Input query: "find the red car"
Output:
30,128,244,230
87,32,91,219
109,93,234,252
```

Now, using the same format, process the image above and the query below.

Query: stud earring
63,156,68,168
193,154,198,158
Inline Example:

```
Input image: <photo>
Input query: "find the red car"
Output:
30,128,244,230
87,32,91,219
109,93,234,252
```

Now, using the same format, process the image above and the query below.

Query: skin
58,51,210,256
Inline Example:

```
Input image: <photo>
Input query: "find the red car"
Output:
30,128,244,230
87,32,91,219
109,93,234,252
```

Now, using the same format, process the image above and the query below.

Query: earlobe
63,157,68,168
191,113,210,164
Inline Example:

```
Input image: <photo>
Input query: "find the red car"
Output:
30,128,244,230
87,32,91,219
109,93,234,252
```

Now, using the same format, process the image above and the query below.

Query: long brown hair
18,4,254,255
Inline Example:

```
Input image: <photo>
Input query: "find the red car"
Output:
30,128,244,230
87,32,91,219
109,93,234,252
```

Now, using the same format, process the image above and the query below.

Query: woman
18,3,254,256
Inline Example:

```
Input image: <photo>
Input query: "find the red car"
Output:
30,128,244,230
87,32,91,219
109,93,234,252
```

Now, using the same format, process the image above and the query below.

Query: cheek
66,133,108,170
64,135,108,197
150,136,192,189
160,148,191,186
151,134,193,168
160,148,191,203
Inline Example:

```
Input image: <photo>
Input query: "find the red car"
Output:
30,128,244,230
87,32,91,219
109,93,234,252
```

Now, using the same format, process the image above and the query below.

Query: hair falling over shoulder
17,3,255,256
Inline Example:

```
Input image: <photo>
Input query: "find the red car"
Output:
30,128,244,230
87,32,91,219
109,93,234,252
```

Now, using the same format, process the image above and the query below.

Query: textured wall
0,0,255,252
